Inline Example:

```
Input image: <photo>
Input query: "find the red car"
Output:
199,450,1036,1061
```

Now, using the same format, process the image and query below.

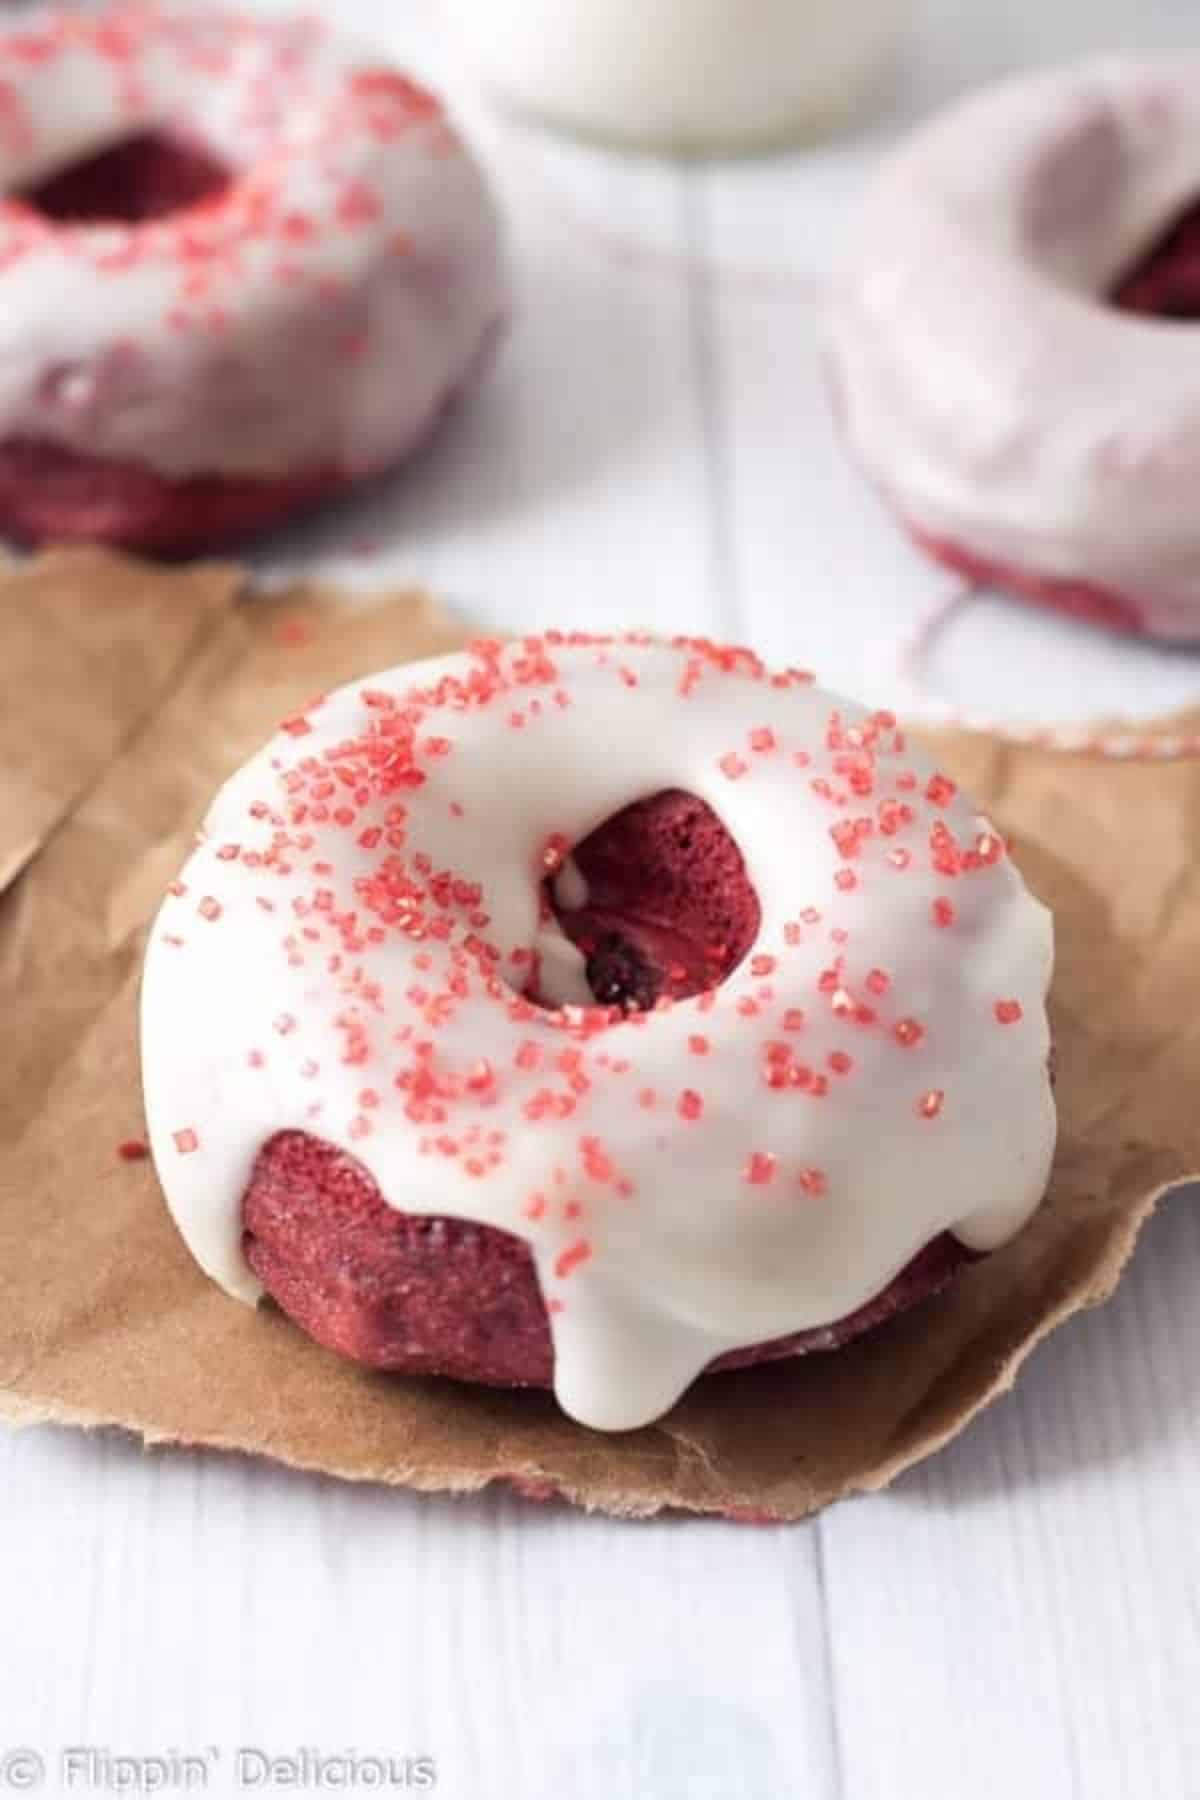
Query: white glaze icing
825,55,1200,639
141,638,1057,1431
439,0,912,152
0,3,504,478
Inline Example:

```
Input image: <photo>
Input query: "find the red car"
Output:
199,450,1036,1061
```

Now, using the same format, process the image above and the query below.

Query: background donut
826,55,1200,641
0,4,505,554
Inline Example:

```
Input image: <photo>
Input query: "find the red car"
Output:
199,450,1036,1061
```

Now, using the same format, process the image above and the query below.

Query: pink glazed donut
0,5,504,556
826,55,1200,640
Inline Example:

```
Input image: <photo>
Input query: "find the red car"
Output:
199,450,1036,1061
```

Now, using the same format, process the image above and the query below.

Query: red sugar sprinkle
336,179,382,226
173,1128,199,1155
117,1139,148,1162
678,1089,704,1121
745,1151,777,1186
994,999,1024,1025
834,869,858,893
541,833,570,873
782,1009,806,1032
554,1239,592,1280
797,1167,828,1197
198,896,222,922
926,774,958,808
893,1018,925,1048
865,968,891,995
749,727,776,753
688,1034,710,1055
275,619,312,648
932,898,956,928
828,1051,854,1076
918,1089,945,1120
719,753,749,781
280,716,312,737
750,955,776,978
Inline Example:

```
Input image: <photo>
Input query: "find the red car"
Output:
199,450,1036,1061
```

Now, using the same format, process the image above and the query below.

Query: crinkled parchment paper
1,549,1196,1520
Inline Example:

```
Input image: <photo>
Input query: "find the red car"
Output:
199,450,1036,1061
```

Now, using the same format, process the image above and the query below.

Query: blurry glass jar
439,0,912,153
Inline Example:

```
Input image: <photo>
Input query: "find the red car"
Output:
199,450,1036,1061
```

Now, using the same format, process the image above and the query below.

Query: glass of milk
438,0,912,153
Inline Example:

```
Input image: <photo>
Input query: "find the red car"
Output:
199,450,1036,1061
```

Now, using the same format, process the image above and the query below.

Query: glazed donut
826,55,1200,640
142,635,1057,1431
0,5,504,555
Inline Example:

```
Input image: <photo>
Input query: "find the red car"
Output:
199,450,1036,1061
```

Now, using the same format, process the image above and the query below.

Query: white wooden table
5,3,1200,1796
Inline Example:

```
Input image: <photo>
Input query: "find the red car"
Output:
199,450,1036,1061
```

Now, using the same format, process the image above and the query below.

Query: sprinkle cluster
0,5,449,340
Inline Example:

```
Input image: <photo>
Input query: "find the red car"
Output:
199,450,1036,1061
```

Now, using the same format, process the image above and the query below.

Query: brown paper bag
1,549,1196,1521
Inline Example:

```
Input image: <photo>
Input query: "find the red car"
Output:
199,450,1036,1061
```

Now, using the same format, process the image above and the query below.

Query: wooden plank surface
3,2,1198,1795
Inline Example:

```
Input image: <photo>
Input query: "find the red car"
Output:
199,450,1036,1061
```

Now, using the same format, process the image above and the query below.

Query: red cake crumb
548,787,762,1005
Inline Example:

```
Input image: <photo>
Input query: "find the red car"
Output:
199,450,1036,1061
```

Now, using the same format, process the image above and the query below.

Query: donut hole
19,129,232,225
1113,195,1200,319
545,788,762,1010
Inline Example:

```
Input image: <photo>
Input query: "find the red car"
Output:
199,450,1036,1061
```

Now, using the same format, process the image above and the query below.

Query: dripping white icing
142,638,1057,1431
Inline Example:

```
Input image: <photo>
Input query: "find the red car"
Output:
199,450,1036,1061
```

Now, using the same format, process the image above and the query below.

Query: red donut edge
241,1128,975,1398
0,438,356,559
904,520,1149,638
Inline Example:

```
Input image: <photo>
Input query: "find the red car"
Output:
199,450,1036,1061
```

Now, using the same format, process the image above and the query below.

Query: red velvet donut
0,7,503,554
144,638,1056,1432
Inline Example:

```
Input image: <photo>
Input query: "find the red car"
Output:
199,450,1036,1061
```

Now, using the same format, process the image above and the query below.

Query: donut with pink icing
0,5,504,555
142,635,1057,1431
826,55,1200,640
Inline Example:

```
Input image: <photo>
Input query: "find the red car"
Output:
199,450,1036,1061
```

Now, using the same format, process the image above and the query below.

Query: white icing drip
0,5,505,478
141,640,1057,1430
825,54,1200,638
552,857,589,912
